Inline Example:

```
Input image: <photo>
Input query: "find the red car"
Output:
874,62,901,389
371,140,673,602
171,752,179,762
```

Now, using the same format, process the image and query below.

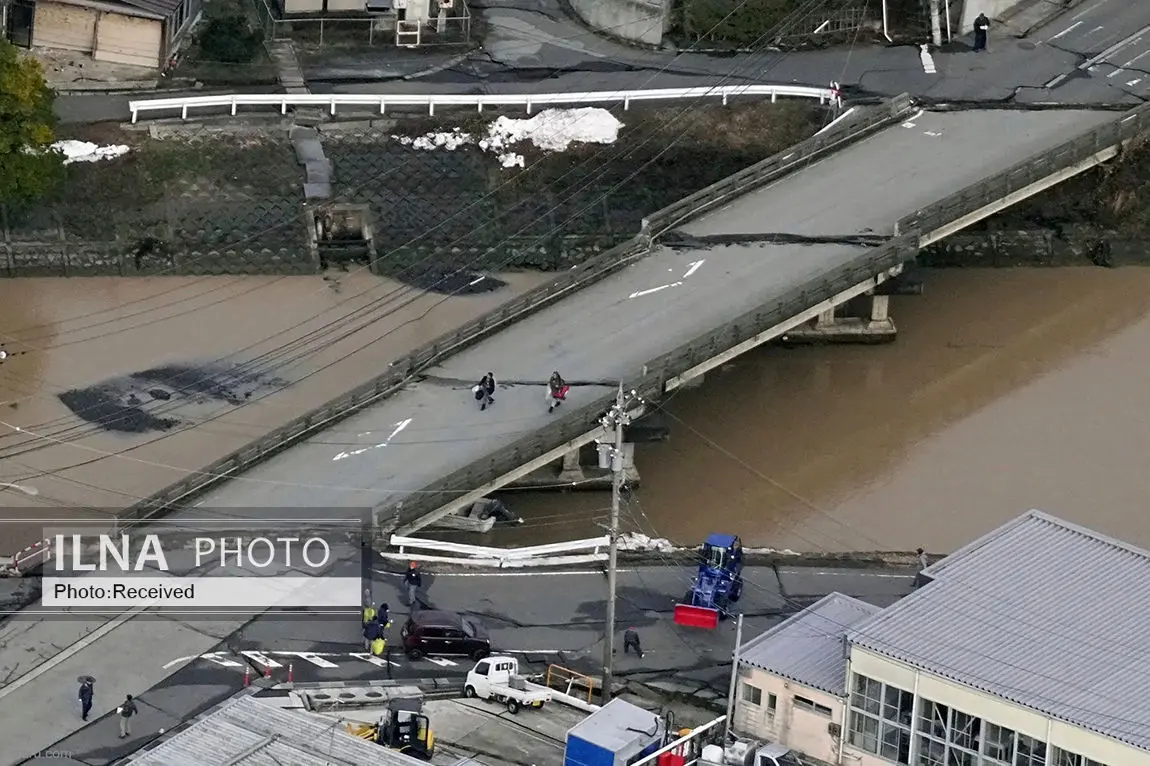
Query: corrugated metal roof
568,698,661,752
124,694,427,766
848,509,1150,752
114,0,184,18
738,593,879,696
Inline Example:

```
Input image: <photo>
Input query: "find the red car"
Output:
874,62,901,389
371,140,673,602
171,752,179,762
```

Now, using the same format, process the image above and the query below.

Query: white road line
901,109,925,128
0,604,151,701
919,44,936,75
1047,20,1082,41
349,652,399,667
425,657,458,667
796,570,915,579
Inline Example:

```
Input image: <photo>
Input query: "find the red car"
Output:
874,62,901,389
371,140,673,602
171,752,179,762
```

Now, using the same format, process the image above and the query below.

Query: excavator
346,697,435,761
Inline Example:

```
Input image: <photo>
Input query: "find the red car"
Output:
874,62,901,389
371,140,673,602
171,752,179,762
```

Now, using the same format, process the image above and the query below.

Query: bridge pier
504,443,641,491
557,450,585,483
782,292,897,345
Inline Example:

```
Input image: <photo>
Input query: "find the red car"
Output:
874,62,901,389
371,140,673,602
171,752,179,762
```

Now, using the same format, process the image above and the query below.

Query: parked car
463,656,551,714
401,609,491,661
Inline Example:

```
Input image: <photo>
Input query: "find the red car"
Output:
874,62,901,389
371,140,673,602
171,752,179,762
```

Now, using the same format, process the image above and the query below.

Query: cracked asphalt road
53,0,1150,124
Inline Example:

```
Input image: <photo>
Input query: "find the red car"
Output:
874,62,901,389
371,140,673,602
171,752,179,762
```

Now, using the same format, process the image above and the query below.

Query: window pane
915,734,945,766
918,701,949,738
848,711,880,754
948,749,975,766
880,722,911,765
851,675,882,715
883,685,914,725
767,693,777,712
1015,735,1046,766
950,710,982,751
984,723,1015,762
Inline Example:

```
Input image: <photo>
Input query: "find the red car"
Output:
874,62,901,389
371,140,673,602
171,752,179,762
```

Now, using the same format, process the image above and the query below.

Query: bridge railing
126,85,843,123
897,100,1150,242
385,234,920,532
111,93,916,532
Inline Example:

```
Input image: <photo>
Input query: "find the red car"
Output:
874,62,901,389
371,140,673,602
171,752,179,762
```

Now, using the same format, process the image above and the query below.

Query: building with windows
732,510,1150,766
735,592,880,763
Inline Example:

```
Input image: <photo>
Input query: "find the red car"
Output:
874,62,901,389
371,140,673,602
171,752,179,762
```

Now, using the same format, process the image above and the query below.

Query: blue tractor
674,533,744,628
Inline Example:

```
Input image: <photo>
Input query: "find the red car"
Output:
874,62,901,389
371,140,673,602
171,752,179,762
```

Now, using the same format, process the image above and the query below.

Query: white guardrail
127,84,842,123
385,534,609,569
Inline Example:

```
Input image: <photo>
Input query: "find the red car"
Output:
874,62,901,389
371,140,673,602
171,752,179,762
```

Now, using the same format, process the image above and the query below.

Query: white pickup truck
463,656,552,713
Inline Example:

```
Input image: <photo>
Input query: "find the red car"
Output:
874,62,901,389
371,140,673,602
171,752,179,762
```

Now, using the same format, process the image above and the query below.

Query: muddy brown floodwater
498,268,1150,554
0,270,547,551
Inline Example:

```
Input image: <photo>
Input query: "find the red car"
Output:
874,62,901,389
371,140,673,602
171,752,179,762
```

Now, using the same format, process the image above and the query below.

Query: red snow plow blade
674,604,719,629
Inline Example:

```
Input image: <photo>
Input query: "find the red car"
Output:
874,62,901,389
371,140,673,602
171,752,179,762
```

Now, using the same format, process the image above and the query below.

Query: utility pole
724,613,746,742
601,382,628,704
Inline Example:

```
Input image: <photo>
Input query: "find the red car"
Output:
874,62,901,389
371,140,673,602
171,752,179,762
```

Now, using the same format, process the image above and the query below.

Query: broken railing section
381,534,610,568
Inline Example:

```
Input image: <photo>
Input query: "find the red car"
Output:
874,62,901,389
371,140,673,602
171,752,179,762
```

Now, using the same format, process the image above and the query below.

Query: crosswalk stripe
198,652,246,668
272,651,340,668
241,651,284,668
349,652,400,667
425,657,458,667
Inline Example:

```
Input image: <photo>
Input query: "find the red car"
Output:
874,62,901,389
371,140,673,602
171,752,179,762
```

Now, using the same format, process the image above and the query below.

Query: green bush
677,0,799,47
199,16,264,63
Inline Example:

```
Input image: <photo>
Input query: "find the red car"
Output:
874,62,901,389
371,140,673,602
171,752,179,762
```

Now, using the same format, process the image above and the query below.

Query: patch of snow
52,140,130,165
480,108,623,153
617,533,676,553
392,108,623,170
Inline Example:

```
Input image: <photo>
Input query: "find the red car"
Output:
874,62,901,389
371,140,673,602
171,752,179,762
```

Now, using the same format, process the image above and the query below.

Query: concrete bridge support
783,292,896,345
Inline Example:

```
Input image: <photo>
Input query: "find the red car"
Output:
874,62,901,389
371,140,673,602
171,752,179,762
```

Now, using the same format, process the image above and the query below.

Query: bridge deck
189,109,1115,514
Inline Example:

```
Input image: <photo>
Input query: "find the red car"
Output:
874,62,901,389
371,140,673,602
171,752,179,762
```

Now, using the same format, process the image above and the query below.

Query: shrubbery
199,16,264,63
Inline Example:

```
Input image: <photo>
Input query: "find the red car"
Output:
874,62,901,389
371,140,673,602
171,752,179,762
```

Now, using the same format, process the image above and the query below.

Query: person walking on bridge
973,13,990,52
78,677,94,721
547,371,569,414
474,372,496,411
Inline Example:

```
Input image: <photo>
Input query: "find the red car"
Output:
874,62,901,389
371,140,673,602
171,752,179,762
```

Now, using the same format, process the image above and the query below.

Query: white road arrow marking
196,652,245,668
271,651,340,668
350,652,400,667
628,259,705,300
424,657,458,667
920,44,936,75
333,418,412,462
162,655,195,670
241,651,284,668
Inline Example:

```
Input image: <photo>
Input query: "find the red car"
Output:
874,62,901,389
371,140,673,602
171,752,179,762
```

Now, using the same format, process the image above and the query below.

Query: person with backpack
364,617,383,652
547,371,569,414
117,694,138,738
474,372,496,411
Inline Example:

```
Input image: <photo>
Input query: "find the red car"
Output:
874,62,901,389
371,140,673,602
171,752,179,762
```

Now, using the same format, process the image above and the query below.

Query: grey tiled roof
739,593,880,696
124,694,427,766
848,510,1150,752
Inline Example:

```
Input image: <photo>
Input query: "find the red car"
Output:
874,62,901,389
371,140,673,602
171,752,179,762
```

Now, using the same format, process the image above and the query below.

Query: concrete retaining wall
920,228,1150,267
568,0,669,46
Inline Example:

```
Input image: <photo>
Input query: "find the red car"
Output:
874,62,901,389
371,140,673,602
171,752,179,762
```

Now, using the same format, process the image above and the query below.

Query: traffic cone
288,664,294,686
243,667,251,687
264,665,272,679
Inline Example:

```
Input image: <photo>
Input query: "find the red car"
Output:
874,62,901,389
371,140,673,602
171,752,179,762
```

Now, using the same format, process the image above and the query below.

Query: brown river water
3,267,1150,556
0,270,547,550
498,267,1150,554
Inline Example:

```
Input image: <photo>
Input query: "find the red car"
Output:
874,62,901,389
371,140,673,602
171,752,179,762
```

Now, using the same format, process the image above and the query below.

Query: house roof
738,593,880,696
848,509,1150,752
123,694,428,766
567,698,661,752
113,0,185,18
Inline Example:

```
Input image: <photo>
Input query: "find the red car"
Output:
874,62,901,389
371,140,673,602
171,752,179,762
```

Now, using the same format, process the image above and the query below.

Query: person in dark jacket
78,678,94,721
377,603,392,631
364,617,383,651
404,562,422,607
475,373,496,411
973,13,990,52
623,627,643,658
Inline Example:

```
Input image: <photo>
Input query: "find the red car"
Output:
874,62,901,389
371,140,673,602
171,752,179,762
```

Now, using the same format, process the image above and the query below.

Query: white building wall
845,648,1150,766
733,666,844,764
